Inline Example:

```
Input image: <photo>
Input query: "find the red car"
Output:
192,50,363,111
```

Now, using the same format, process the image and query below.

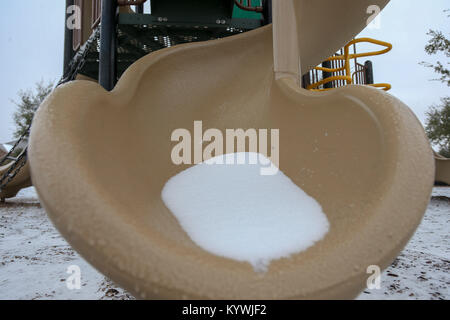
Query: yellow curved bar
309,37,393,91
345,38,392,60
314,65,346,73
368,83,392,91
325,38,393,61
326,55,345,61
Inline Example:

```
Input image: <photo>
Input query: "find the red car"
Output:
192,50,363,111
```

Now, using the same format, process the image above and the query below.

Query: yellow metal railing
307,38,392,91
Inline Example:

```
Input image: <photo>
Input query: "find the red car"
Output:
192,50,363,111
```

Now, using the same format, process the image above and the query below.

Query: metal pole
301,74,310,89
136,4,144,14
63,0,74,76
263,0,272,24
364,60,374,85
322,60,333,89
99,0,118,91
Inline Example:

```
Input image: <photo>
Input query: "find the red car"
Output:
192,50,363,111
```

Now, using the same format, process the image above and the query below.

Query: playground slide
28,0,434,299
435,152,450,185
0,151,32,201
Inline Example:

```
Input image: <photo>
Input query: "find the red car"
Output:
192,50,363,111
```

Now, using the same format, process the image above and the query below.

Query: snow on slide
162,152,330,272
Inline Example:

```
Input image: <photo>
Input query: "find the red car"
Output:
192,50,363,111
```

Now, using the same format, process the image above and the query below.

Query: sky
0,0,449,142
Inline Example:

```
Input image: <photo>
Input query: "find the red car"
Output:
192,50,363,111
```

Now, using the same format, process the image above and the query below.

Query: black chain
0,128,29,167
58,28,100,85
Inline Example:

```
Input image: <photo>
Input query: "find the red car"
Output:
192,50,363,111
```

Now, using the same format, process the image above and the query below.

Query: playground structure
0,139,32,201
1,0,267,201
1,0,448,201
0,0,441,298
435,152,450,185
304,38,393,91
0,156,31,201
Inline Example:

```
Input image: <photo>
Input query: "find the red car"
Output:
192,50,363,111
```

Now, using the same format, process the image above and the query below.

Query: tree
420,10,450,86
422,10,449,156
12,80,54,138
425,97,450,157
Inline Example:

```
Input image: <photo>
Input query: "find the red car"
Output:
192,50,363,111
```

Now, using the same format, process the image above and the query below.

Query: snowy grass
357,189,449,300
0,187,448,300
0,188,132,300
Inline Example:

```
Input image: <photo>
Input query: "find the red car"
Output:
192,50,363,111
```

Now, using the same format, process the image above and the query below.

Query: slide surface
0,150,32,200
435,152,450,185
28,0,434,299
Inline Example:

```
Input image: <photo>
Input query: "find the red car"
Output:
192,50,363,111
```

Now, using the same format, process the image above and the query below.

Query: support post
99,0,118,91
136,4,144,14
272,0,301,86
301,74,311,89
322,60,333,89
63,0,75,76
364,60,374,85
263,0,272,25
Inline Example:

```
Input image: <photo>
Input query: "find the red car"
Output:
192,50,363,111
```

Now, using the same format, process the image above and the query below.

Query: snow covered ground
0,187,448,300
359,187,449,300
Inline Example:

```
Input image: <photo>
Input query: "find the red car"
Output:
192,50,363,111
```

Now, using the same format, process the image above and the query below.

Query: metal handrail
344,38,392,60
307,37,392,91
367,83,392,91
307,75,352,91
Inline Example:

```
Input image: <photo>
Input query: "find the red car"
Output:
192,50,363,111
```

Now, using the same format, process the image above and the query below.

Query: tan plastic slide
28,0,435,299
0,149,32,201
434,152,450,185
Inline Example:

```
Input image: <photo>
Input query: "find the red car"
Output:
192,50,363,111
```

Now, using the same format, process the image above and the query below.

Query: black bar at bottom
0,300,439,318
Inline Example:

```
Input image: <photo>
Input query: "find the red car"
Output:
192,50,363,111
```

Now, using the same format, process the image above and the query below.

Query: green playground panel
232,0,263,20
150,0,263,21
77,0,264,81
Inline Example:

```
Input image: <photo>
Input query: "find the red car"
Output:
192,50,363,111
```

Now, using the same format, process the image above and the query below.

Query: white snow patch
161,152,330,272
